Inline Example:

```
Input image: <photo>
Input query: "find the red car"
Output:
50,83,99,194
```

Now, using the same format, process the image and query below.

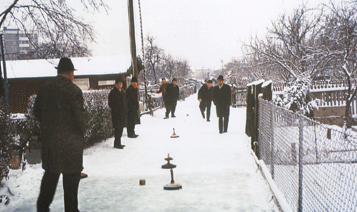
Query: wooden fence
273,81,357,115
234,80,357,115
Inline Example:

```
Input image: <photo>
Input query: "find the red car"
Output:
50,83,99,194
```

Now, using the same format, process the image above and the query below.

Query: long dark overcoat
164,83,179,105
108,87,127,128
198,84,213,109
126,85,140,124
213,83,231,117
34,75,87,174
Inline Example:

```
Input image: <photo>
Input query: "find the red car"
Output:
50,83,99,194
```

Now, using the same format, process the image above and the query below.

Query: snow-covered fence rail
273,81,357,115
258,98,357,212
273,81,348,95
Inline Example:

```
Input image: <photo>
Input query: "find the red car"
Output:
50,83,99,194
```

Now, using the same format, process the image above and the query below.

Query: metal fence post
298,115,304,212
270,104,275,179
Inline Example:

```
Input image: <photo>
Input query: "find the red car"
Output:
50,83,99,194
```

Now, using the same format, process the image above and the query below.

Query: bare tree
144,35,162,83
244,4,327,82
162,54,175,80
175,59,192,80
320,1,357,126
0,0,108,58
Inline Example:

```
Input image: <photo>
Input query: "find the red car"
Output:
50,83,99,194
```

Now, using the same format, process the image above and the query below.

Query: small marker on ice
170,128,179,138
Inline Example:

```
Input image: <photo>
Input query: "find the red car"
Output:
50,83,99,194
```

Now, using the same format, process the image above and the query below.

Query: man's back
34,75,87,173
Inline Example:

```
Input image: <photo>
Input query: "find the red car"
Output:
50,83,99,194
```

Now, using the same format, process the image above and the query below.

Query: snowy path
4,95,278,212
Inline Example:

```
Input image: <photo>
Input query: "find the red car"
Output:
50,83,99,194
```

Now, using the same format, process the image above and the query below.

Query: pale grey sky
1,0,329,70
87,0,328,70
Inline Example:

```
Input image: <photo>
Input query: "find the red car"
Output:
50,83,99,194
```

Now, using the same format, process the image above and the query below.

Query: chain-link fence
258,98,357,212
234,87,247,107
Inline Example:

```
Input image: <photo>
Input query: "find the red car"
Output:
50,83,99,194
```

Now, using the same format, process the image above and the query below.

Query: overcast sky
86,0,330,70
1,0,329,70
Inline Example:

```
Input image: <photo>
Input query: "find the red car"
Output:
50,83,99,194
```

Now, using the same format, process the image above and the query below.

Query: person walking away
34,57,87,212
108,78,127,149
198,80,213,121
213,75,231,133
126,77,140,138
198,80,208,118
164,78,179,119
155,78,169,117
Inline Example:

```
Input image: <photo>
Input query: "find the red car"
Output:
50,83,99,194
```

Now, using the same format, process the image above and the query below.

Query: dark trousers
218,116,229,133
200,101,211,120
127,112,136,136
37,171,81,212
165,101,177,117
114,127,123,147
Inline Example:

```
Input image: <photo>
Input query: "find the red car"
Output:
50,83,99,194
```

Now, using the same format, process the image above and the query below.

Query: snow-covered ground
1,95,279,212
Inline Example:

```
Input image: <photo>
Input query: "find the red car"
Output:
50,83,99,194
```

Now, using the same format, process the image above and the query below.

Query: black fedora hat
131,77,138,82
55,57,76,73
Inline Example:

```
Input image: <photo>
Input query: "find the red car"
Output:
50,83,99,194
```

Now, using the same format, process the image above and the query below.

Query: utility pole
128,0,138,78
0,34,9,113
127,0,141,123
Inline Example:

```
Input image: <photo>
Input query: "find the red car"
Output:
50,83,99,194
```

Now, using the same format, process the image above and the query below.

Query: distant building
195,68,212,80
2,27,38,60
6,55,132,113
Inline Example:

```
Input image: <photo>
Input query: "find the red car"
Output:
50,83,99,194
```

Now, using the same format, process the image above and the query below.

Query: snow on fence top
261,80,272,88
5,55,132,79
273,81,349,93
247,79,264,87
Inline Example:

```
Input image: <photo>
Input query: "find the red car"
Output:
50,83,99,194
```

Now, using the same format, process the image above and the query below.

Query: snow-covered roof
247,79,264,87
5,55,132,79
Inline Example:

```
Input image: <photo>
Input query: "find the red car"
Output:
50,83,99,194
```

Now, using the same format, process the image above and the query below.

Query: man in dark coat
164,78,179,119
108,78,127,149
213,75,231,134
34,57,87,212
198,80,213,121
126,77,139,138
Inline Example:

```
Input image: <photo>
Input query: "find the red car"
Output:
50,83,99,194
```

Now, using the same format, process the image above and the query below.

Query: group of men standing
107,77,138,149
156,78,180,119
108,77,140,149
33,57,231,212
198,75,231,134
156,74,232,134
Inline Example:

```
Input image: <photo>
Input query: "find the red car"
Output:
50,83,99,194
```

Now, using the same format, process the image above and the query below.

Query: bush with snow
0,99,16,183
273,74,320,117
22,90,113,149
82,90,113,147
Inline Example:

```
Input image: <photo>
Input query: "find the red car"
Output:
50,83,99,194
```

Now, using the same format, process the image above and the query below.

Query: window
73,78,90,90
98,80,115,86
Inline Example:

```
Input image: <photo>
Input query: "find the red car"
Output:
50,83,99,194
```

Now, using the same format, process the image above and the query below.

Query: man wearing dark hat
213,75,231,133
34,57,87,212
126,77,139,138
198,79,213,121
108,78,127,148
164,78,180,119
